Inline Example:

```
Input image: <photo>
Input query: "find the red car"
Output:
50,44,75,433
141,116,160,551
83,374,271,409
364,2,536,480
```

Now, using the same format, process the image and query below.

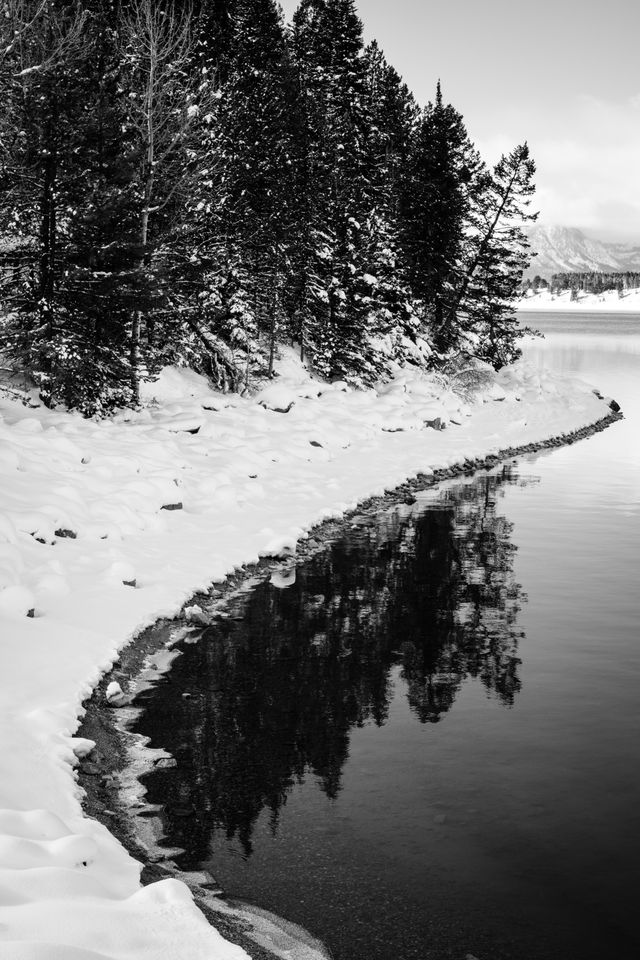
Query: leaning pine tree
453,143,538,368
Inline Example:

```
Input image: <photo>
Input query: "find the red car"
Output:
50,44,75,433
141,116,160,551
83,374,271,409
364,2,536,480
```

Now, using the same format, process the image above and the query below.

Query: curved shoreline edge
78,404,624,960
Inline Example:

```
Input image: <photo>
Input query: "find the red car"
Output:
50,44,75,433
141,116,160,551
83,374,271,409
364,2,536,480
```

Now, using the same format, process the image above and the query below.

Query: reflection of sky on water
522,313,640,506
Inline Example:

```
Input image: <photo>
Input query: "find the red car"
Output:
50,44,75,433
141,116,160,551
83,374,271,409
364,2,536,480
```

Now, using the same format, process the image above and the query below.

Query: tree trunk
39,149,57,333
184,313,242,392
130,312,141,404
267,295,277,378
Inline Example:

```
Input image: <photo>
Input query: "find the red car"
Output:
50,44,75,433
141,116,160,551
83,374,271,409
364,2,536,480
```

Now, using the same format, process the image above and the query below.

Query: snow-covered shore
518,287,640,312
0,350,617,959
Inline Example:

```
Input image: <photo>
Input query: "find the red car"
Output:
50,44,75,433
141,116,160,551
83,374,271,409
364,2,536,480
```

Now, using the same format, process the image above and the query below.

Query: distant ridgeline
524,272,640,294
0,0,538,416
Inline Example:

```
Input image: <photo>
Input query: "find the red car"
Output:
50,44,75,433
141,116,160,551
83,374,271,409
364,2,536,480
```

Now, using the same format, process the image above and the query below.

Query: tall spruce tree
360,41,423,366
0,0,140,413
184,0,296,388
57,2,143,412
194,0,237,80
398,83,484,356
291,0,405,383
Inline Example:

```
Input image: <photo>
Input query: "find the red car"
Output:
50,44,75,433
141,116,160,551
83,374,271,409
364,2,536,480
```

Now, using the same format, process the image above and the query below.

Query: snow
0,346,615,959
518,287,640,312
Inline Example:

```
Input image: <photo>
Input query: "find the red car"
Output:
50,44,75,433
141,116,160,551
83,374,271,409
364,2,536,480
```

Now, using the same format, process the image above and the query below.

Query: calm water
132,312,640,960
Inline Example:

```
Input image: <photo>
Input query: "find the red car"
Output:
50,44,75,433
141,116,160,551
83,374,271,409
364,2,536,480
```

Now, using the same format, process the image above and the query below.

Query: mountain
524,225,640,280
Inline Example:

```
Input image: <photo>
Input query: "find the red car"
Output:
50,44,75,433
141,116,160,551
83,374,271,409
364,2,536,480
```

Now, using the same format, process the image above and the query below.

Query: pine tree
55,3,143,413
291,0,400,383
398,83,484,356
453,143,538,368
194,0,237,79
361,41,423,367
363,40,416,214
0,0,134,413
183,0,296,388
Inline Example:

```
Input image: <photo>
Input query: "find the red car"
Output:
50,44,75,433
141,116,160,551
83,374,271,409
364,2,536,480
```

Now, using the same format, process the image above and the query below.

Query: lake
130,312,640,960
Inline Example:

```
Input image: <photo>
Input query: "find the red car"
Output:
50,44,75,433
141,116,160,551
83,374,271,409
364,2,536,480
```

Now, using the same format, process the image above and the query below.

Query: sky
279,0,640,243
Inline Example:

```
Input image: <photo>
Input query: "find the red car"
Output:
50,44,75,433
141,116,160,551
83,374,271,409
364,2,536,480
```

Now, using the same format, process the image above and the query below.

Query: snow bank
518,287,640,312
0,349,613,959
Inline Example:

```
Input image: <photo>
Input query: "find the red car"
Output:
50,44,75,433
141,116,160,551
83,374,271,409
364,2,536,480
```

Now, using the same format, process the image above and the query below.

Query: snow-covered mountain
524,225,640,279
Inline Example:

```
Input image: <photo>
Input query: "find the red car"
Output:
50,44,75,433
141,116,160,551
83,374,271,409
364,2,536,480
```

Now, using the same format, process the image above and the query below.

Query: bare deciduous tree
119,0,207,400
119,0,199,250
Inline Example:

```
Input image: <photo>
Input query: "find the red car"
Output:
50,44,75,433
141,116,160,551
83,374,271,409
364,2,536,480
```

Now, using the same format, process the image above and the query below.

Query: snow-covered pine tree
184,0,296,388
452,143,538,368
363,40,417,216
291,0,395,384
360,41,423,369
398,82,485,357
285,0,328,363
193,0,237,80
0,0,137,414
56,3,144,413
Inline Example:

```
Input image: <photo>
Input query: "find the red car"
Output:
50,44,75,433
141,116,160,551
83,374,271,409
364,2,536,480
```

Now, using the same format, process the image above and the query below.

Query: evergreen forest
0,0,537,416
545,272,640,295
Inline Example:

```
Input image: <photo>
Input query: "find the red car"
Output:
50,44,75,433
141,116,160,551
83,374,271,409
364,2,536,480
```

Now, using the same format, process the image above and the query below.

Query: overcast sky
279,0,640,242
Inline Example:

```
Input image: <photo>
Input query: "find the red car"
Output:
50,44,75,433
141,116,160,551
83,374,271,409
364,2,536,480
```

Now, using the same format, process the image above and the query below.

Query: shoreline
517,300,640,314
77,404,623,960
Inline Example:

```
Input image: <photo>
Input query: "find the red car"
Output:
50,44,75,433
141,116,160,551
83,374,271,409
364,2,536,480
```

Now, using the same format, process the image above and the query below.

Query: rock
71,738,96,759
425,417,444,430
122,578,137,588
105,681,127,705
161,502,183,511
185,604,208,625
82,762,102,776
271,567,297,589
309,440,323,448
609,398,621,412
258,382,297,413
154,757,178,769
54,528,77,539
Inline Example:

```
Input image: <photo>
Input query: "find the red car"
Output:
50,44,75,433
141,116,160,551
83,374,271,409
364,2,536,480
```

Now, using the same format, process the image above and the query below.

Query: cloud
477,94,640,241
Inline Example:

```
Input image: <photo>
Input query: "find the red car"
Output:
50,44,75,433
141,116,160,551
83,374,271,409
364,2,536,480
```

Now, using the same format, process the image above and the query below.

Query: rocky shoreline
77,403,623,960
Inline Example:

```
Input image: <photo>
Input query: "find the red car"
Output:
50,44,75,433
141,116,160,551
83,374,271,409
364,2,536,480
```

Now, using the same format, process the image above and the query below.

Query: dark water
132,312,640,960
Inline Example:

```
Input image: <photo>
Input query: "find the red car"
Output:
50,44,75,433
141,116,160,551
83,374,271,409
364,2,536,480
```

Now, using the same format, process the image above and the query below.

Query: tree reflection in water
133,467,527,864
